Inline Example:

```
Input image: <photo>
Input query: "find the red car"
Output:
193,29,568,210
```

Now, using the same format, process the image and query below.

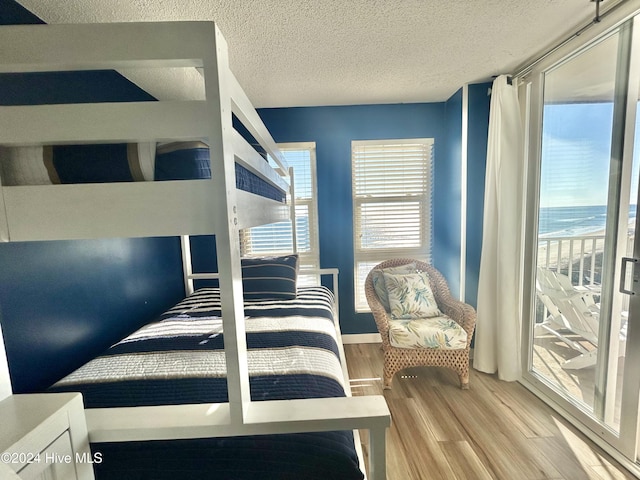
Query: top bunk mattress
0,141,286,202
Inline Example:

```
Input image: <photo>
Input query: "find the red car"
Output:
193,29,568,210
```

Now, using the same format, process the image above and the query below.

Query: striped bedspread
49,286,364,480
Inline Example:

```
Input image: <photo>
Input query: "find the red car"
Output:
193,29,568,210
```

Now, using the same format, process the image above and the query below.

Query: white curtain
473,75,524,381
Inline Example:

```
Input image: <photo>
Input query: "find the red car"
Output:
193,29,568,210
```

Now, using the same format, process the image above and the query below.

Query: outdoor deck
532,231,633,430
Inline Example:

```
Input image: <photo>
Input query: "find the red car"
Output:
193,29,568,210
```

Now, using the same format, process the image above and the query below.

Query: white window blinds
352,139,434,311
240,143,319,284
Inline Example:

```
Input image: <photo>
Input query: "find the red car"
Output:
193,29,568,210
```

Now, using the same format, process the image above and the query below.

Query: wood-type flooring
344,343,637,480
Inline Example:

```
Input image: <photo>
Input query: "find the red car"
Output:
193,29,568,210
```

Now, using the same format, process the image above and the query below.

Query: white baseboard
342,333,381,344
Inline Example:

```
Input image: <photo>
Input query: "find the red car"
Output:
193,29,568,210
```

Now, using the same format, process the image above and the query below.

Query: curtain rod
513,0,631,78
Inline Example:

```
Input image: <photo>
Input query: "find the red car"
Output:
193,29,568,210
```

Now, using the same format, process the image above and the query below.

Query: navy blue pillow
241,255,298,300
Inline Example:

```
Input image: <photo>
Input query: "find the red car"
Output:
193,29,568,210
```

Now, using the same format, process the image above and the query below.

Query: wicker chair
364,259,476,389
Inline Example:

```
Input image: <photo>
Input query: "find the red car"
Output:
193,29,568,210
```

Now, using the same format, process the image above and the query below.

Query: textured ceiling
16,0,608,108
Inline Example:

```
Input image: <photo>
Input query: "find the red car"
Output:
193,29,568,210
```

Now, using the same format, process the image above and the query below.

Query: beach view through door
530,22,639,441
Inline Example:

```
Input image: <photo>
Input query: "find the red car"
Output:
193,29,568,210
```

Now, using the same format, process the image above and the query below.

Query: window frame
352,138,434,312
240,142,320,284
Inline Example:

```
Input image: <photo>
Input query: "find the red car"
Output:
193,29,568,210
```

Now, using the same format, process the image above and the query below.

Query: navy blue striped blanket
50,286,363,480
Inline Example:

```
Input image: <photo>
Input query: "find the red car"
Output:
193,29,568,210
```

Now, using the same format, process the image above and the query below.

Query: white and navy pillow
241,254,299,300
0,143,156,185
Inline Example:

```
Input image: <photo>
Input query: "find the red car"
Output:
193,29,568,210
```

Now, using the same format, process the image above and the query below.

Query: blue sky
540,102,640,209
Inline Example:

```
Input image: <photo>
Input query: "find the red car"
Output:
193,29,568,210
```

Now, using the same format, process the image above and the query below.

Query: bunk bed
0,21,389,480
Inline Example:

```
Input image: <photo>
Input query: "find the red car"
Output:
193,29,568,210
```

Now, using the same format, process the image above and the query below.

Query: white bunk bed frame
0,22,390,480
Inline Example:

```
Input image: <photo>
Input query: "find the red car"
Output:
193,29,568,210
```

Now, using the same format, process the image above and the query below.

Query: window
240,143,320,285
352,139,434,311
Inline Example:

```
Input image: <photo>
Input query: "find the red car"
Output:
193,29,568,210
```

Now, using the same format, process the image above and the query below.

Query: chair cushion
389,316,467,349
383,271,441,318
371,263,416,311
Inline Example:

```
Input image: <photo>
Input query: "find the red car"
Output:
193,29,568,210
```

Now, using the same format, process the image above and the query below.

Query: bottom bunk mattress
49,286,363,480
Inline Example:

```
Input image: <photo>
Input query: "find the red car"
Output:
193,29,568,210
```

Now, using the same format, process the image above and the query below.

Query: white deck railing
537,235,606,287
536,232,635,315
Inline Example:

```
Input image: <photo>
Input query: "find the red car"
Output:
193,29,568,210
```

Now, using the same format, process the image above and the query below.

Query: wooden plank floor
344,343,637,480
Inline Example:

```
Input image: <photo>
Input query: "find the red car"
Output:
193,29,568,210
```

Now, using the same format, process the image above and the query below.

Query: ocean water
539,205,637,237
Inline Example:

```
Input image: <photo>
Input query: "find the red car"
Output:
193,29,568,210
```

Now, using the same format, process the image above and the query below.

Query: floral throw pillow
371,263,416,311
383,271,441,319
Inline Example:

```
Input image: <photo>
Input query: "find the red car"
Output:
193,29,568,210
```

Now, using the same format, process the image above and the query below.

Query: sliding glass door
521,11,640,465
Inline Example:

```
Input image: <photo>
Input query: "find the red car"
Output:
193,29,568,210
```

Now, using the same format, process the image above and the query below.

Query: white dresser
0,393,95,480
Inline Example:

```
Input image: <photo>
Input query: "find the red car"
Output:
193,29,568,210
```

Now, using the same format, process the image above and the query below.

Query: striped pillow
241,255,299,300
0,143,156,185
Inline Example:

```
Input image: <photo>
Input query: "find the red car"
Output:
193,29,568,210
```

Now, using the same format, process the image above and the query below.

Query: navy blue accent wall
464,83,491,308
0,0,43,24
0,71,156,105
0,238,185,393
439,89,463,298
258,104,447,334
189,235,219,290
0,1,183,393
0,1,155,107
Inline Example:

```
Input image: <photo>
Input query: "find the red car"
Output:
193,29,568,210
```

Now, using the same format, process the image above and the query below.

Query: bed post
369,426,387,480
180,235,195,297
203,24,251,424
289,166,297,254
0,166,8,243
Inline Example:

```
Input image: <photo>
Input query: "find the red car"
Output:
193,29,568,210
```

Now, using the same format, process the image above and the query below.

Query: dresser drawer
0,393,94,480
17,430,77,480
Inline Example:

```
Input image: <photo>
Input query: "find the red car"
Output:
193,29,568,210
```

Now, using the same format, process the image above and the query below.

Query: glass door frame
519,2,640,468
611,16,640,458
